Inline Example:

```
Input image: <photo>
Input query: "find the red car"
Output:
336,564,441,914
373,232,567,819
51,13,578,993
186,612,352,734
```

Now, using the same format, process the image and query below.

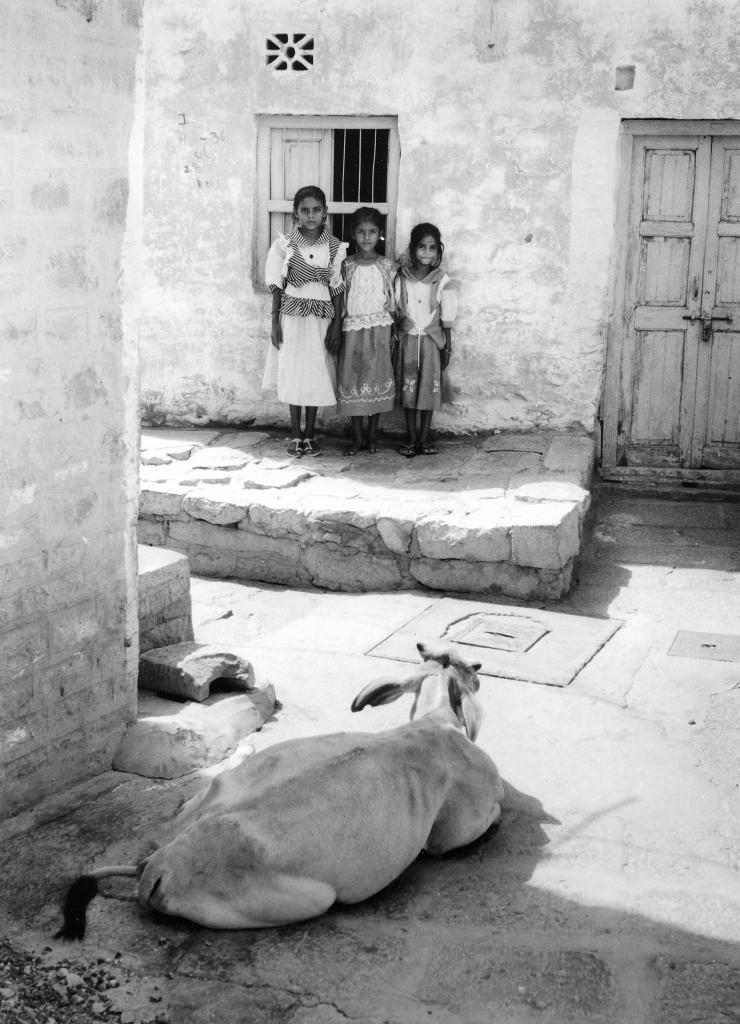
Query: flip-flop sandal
399,444,416,458
344,445,362,456
418,444,439,455
366,444,379,454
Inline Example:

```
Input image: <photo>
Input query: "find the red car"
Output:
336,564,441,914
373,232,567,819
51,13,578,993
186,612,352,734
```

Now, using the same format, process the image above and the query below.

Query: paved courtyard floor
0,483,739,1024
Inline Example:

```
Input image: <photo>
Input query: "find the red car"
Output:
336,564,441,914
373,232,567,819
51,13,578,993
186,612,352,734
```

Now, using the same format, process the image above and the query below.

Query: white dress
262,229,346,407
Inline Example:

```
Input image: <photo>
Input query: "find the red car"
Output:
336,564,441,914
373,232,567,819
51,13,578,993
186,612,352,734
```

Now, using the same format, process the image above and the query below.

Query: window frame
254,114,400,286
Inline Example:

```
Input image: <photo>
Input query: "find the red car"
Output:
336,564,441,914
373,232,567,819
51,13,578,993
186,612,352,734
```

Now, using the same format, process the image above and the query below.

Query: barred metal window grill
255,117,400,279
266,33,314,71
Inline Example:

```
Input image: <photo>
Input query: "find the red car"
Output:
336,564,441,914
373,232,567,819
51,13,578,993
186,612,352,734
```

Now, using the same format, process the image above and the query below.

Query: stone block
245,495,308,538
187,547,238,578
234,532,307,586
377,514,414,554
510,478,591,517
139,616,195,654
178,470,233,486
410,557,542,599
169,518,245,552
415,511,510,562
183,488,248,525
510,502,581,570
136,544,193,647
138,642,256,701
136,519,166,546
138,543,189,590
543,433,595,487
141,451,172,466
140,484,187,518
112,688,275,779
189,449,252,471
303,546,403,592
306,496,377,532
240,464,314,489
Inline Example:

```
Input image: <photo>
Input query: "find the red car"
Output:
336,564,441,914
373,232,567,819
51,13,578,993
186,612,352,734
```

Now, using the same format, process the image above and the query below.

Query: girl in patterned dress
263,186,347,457
337,207,397,454
394,223,457,456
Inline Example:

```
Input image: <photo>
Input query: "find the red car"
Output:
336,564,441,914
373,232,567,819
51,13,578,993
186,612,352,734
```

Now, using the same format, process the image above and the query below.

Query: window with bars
254,115,400,282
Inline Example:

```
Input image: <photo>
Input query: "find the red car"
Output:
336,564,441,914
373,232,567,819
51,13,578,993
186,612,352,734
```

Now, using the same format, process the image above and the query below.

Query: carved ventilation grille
266,33,314,71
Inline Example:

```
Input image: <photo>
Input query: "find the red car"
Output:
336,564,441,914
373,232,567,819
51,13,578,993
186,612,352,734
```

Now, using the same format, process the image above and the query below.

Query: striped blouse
265,227,346,319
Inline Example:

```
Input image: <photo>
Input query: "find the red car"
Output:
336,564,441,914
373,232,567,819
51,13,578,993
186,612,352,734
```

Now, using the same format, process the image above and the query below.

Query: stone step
137,428,595,600
137,543,194,652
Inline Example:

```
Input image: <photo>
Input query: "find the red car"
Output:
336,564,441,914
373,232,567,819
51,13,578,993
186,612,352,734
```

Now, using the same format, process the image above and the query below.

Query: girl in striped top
263,186,347,457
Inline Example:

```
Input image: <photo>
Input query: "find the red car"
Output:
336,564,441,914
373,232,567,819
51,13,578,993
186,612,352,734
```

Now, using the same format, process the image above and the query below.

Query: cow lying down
57,641,504,937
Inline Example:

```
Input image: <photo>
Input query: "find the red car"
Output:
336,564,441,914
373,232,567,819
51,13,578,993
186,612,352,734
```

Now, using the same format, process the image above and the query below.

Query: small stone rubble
0,939,169,1024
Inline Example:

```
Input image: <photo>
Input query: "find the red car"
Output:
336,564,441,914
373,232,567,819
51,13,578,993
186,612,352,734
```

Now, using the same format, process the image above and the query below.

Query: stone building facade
0,0,141,817
137,0,740,463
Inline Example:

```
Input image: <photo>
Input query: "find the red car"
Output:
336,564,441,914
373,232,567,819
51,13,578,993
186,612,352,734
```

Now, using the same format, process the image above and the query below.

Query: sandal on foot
287,438,304,458
366,443,379,454
344,444,362,456
418,444,439,455
302,438,322,457
399,444,416,458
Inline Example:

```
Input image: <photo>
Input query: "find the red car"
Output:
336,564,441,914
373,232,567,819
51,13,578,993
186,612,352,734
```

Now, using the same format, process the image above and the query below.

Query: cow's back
148,722,465,905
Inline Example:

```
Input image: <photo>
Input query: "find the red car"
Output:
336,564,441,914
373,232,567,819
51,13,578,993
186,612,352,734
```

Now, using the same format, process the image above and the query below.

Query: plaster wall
138,0,740,435
0,0,141,817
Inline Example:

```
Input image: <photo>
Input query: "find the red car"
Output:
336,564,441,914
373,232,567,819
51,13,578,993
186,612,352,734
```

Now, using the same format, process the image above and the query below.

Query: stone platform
137,427,595,600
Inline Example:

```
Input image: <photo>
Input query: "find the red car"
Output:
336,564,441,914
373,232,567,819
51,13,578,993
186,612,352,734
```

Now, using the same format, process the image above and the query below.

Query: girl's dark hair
409,222,444,268
347,206,385,255
292,185,328,211
349,206,384,232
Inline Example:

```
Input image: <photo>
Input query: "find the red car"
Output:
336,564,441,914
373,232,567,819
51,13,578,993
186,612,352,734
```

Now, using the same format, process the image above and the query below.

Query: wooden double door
603,122,740,472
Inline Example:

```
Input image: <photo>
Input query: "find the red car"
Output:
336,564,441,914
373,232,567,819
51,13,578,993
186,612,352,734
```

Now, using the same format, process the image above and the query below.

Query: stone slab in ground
367,596,623,686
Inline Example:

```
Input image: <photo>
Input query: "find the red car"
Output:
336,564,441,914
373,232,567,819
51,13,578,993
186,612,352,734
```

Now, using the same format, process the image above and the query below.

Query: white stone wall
136,0,740,435
0,0,141,817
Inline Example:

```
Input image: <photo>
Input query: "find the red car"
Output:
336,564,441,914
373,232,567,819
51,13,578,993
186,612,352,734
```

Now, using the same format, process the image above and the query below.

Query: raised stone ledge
138,427,594,599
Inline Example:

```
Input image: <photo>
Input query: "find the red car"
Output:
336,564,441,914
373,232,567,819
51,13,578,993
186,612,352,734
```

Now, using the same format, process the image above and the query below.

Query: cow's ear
351,680,405,710
351,666,433,712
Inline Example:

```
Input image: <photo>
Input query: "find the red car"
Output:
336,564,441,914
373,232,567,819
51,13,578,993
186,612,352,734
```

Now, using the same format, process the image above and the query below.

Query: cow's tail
55,865,138,940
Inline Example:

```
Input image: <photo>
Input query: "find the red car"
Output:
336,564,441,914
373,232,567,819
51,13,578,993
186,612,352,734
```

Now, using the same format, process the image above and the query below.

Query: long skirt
398,332,442,411
337,324,395,416
262,314,337,407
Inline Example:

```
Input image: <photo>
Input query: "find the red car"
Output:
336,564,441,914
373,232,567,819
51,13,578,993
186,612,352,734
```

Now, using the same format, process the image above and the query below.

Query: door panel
617,136,707,467
605,128,740,471
697,139,740,467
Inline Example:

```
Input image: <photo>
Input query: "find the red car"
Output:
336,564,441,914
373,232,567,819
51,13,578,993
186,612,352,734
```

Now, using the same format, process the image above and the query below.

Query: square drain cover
367,597,622,687
447,612,549,653
668,631,740,662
